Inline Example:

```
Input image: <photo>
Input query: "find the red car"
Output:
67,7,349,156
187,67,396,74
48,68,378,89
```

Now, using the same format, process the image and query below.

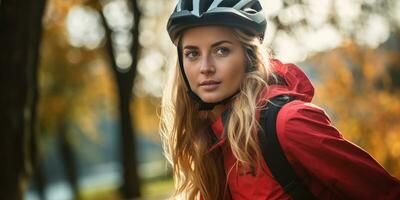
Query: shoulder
270,100,345,176
275,100,343,149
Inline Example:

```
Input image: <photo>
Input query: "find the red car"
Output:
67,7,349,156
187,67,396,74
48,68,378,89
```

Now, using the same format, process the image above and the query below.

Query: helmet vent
180,0,193,11
243,7,257,14
250,1,262,11
198,0,214,14
219,0,240,8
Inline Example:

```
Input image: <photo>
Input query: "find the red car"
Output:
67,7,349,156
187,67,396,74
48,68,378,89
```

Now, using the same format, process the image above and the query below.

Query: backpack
217,95,318,200
258,95,318,200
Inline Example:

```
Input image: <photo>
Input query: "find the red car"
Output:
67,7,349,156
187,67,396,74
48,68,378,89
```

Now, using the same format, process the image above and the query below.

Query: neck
210,104,229,121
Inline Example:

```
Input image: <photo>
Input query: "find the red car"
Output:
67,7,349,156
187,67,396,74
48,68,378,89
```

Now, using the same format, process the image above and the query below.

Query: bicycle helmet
166,0,267,110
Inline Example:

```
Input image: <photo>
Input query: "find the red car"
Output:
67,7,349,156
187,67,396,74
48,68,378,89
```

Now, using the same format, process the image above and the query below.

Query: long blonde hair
160,29,272,200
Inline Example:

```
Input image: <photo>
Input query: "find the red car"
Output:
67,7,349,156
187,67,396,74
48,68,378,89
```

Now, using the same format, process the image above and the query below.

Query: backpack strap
258,95,318,200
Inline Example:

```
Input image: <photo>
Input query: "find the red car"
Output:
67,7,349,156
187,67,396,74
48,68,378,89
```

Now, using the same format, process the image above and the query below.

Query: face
181,26,247,103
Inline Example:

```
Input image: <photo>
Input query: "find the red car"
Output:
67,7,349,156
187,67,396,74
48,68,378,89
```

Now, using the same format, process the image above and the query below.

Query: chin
201,98,222,103
199,93,228,103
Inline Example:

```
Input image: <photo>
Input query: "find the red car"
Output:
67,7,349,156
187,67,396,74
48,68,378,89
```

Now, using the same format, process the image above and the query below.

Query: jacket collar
207,59,315,153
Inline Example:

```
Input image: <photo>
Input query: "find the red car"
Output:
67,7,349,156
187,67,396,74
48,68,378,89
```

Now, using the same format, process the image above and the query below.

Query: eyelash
184,47,230,59
184,51,198,58
215,47,230,55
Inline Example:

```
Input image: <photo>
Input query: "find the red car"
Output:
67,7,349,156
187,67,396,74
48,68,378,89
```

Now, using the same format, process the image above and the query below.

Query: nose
199,53,215,75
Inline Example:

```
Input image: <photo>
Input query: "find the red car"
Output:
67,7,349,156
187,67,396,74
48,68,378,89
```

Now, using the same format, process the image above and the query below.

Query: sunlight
102,0,133,31
356,13,390,48
304,0,332,28
66,6,105,49
261,0,283,18
274,30,307,63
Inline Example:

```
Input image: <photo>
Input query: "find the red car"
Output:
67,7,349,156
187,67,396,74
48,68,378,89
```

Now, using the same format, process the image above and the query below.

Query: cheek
222,56,246,85
183,64,198,85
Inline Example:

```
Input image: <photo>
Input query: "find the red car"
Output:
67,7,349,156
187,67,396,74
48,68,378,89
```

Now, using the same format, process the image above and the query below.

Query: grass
81,177,174,200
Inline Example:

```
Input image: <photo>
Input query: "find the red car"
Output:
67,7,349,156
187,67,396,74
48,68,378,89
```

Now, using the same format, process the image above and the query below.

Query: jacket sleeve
277,100,400,200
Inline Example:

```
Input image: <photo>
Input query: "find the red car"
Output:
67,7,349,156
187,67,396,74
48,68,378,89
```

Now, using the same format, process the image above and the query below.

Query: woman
160,0,400,199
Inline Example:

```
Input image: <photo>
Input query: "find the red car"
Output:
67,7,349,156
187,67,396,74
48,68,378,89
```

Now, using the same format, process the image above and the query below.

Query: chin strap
177,39,238,111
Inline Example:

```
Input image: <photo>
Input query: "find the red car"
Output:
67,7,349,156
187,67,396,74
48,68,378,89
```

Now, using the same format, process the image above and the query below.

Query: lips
199,80,221,86
199,80,221,91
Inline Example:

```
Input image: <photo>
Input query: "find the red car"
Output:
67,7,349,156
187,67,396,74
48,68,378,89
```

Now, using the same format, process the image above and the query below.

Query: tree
0,0,46,199
98,0,142,198
309,33,400,177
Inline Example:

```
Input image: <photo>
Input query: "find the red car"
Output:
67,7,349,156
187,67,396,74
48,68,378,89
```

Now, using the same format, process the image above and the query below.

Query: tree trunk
99,0,142,198
0,0,46,199
59,122,81,200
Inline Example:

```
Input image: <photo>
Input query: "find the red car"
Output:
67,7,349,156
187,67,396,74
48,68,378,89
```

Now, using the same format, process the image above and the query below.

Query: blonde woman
160,0,400,199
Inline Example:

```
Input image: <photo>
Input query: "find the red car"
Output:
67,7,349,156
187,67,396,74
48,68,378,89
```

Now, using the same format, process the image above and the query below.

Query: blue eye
184,51,199,60
215,47,230,56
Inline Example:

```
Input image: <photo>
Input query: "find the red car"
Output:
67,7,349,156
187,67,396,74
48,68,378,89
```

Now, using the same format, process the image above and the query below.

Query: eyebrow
183,40,233,49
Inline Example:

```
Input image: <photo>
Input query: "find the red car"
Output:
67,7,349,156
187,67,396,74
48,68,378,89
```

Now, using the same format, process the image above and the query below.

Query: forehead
181,26,239,46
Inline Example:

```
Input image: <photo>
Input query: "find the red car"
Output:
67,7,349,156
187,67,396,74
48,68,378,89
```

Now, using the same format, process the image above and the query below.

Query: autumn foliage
310,40,400,178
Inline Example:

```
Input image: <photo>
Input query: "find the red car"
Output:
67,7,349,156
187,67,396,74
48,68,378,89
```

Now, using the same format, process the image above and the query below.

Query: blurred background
1,0,399,199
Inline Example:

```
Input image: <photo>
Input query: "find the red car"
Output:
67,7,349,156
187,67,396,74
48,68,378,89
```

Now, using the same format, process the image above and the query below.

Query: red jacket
207,59,400,199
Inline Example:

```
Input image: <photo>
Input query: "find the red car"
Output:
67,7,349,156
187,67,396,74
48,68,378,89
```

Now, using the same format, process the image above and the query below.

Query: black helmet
167,0,267,111
167,0,267,42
